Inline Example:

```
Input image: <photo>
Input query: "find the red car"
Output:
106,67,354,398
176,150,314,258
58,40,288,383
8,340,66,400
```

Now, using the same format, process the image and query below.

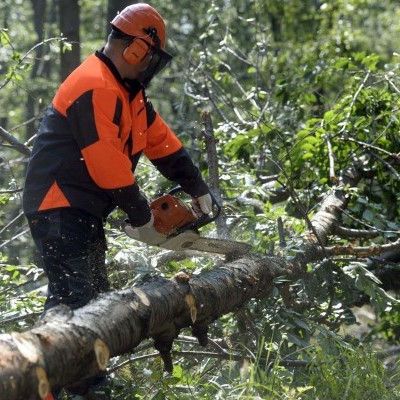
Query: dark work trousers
27,208,111,397
26,207,110,312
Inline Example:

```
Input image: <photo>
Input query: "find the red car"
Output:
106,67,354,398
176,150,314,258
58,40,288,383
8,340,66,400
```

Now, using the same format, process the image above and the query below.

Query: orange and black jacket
23,51,208,226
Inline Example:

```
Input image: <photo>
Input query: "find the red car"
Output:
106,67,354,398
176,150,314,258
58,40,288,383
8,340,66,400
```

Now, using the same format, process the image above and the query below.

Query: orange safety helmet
111,3,166,50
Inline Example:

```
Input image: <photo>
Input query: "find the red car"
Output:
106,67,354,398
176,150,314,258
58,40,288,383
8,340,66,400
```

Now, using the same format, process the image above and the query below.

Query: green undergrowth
73,338,400,400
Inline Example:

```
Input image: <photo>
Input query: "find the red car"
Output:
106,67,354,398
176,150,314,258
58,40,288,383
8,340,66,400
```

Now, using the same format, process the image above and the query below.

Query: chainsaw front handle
168,187,221,231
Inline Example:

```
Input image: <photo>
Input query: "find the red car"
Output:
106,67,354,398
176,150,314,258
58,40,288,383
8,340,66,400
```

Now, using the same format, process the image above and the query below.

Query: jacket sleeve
141,97,209,196
143,112,183,160
110,183,151,227
151,147,210,197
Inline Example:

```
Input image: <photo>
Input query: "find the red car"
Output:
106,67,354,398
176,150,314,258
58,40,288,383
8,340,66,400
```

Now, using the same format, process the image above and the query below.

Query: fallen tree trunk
0,257,288,399
0,163,370,399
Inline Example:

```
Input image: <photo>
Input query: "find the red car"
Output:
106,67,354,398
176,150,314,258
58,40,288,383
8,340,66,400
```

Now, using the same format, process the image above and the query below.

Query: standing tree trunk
106,0,133,39
58,0,80,81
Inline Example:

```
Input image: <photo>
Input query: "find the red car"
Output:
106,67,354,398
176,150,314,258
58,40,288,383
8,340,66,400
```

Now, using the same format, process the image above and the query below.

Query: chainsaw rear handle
168,187,221,230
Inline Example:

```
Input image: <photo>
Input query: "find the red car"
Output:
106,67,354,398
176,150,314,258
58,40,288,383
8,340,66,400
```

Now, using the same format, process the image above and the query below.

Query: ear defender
123,38,151,65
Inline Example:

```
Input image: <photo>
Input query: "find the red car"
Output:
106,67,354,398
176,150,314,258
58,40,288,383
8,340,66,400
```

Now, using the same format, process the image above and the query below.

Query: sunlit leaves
0,28,11,46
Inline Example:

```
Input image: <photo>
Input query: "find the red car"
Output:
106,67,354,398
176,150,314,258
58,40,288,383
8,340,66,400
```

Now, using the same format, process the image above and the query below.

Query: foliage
304,343,400,400
0,252,44,333
1,0,400,398
75,335,399,400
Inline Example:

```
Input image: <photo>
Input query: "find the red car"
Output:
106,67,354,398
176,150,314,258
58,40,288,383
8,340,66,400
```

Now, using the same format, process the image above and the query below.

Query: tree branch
201,111,231,238
324,134,338,184
0,127,31,156
342,136,400,164
332,225,380,239
324,238,400,258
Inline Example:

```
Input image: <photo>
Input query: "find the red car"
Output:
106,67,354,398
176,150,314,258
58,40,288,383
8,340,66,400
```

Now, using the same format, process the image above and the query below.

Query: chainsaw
125,187,250,256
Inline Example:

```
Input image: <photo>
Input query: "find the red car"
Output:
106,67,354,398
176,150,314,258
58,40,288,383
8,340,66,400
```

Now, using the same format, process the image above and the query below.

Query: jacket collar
95,49,142,100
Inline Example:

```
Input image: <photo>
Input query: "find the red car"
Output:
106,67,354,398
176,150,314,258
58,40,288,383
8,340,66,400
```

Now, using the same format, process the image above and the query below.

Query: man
23,3,212,398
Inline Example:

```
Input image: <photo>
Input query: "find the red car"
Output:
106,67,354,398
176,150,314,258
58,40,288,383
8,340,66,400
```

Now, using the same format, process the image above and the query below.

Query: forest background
1,0,400,399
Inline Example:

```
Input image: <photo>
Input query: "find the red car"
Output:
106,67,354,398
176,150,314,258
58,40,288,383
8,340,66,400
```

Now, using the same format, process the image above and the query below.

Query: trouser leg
27,208,109,312
27,208,111,397
88,225,110,294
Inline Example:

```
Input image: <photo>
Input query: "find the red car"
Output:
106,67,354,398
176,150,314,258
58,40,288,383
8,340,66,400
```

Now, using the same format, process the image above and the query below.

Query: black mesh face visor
137,48,173,87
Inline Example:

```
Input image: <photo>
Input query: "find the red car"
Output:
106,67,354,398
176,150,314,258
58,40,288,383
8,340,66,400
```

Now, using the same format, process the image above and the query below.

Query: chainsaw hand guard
167,187,221,232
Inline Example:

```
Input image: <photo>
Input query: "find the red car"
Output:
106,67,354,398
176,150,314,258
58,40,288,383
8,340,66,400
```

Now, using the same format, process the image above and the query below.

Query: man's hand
124,214,167,245
192,193,212,216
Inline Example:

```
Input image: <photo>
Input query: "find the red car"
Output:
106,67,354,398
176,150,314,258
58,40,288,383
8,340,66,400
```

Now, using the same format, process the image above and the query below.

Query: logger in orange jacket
23,4,212,313
24,4,212,398
23,3,212,396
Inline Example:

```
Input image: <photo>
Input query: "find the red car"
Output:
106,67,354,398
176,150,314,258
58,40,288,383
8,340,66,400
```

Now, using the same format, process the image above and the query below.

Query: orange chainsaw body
151,194,197,236
126,191,250,255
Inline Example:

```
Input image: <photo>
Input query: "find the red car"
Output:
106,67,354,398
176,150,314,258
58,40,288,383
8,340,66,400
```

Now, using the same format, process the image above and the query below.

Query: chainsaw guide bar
183,236,251,255
157,229,251,255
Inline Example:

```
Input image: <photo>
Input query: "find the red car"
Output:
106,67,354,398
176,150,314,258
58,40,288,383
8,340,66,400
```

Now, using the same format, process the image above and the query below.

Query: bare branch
340,209,400,235
236,196,264,213
385,74,400,95
277,217,286,248
174,349,309,367
109,348,308,374
370,151,400,180
0,127,31,156
0,188,23,194
0,37,64,90
324,238,400,258
343,136,400,163
0,312,41,327
324,134,338,184
0,212,25,236
201,111,230,237
0,228,30,250
332,225,380,239
339,72,370,134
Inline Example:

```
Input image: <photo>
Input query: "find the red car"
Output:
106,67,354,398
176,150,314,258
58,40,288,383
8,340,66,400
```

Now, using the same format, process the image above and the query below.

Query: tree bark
0,163,370,400
106,0,133,40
